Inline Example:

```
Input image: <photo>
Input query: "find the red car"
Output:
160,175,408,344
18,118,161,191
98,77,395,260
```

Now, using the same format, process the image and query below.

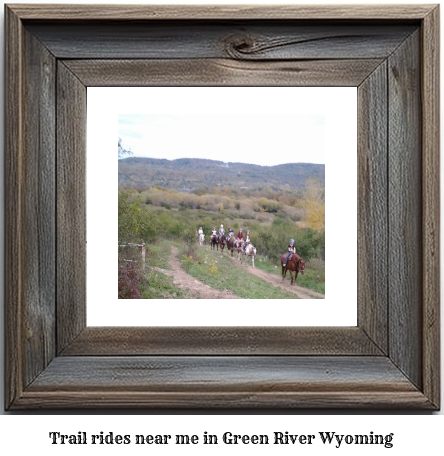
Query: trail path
224,249,324,299
158,246,240,299
153,246,324,300
241,260,324,299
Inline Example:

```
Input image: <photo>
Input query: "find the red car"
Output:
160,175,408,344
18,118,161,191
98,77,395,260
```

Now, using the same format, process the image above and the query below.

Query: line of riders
212,224,251,252
198,224,298,263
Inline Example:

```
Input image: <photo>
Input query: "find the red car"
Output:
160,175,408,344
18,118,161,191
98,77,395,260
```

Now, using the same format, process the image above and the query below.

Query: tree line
119,190,324,262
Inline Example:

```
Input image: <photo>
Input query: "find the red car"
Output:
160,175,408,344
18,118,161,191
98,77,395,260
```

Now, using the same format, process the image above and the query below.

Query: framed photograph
89,86,356,327
5,4,440,409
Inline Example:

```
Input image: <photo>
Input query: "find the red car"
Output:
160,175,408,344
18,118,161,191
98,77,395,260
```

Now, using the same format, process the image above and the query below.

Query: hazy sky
118,113,325,166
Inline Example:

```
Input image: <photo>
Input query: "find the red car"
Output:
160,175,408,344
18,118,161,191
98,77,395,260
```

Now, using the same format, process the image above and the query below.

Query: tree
118,191,157,243
118,137,133,159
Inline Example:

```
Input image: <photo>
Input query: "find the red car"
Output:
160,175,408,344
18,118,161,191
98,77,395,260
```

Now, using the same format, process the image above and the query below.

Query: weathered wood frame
5,4,440,409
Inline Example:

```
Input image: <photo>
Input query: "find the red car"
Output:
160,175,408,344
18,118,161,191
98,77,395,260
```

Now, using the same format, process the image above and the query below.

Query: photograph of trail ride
118,114,325,300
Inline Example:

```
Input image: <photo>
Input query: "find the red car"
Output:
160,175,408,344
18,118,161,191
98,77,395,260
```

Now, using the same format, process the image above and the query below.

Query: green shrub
118,190,158,243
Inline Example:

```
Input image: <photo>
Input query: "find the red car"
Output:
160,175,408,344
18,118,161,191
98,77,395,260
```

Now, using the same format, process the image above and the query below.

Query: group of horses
207,233,305,285
209,233,225,252
209,234,257,267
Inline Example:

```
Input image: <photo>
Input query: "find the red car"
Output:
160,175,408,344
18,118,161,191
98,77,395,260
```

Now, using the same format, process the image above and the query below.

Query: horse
218,234,227,252
198,233,205,246
210,234,218,251
227,236,241,257
239,243,257,267
281,253,305,285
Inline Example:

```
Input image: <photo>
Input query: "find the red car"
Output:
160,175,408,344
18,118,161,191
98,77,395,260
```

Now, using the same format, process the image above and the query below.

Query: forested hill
119,157,324,191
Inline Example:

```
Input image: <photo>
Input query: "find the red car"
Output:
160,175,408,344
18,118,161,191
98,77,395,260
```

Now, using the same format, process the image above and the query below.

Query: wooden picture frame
5,4,440,410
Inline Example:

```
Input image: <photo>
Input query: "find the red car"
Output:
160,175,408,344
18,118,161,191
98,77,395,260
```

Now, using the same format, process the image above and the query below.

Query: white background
0,0,442,452
87,87,357,326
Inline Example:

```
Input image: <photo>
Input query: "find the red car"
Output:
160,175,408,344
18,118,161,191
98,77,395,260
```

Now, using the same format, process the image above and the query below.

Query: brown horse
227,236,241,257
210,234,218,251
281,253,305,285
218,234,227,252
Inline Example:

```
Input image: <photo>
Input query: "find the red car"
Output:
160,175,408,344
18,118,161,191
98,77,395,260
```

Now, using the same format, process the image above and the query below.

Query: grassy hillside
118,157,325,298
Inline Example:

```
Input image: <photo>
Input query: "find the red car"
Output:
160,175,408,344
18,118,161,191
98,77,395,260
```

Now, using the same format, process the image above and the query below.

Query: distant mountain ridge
119,157,324,191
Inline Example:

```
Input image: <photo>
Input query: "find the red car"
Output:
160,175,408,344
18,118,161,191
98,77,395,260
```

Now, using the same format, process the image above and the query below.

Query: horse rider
227,227,234,240
211,227,217,238
242,230,251,252
218,224,225,240
198,226,204,237
283,239,297,267
236,228,243,248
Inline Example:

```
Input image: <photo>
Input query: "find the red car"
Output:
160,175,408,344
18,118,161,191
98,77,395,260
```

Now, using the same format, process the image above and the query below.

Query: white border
87,87,357,326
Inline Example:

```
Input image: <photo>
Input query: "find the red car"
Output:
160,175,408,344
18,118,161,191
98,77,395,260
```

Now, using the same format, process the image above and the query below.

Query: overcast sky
118,113,325,166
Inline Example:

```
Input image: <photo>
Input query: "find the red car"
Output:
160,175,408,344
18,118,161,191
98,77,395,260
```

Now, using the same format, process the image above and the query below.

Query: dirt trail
225,250,324,299
153,246,324,300
241,261,324,299
163,246,240,299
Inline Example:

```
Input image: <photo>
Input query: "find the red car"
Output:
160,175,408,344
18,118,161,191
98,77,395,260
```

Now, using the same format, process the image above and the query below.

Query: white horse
239,243,257,267
199,233,205,245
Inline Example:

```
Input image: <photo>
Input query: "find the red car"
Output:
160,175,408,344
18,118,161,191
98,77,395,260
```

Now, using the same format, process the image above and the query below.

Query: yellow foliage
181,254,194,267
304,178,325,231
306,199,325,231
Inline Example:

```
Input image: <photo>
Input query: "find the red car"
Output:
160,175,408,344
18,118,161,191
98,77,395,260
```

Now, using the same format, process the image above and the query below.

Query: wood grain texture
26,22,416,60
29,357,418,391
22,29,57,387
388,31,422,389
421,5,440,409
61,327,383,356
7,4,435,20
4,4,440,410
64,59,384,87
13,356,432,409
4,4,24,411
15,390,433,410
56,62,87,354
357,62,388,354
